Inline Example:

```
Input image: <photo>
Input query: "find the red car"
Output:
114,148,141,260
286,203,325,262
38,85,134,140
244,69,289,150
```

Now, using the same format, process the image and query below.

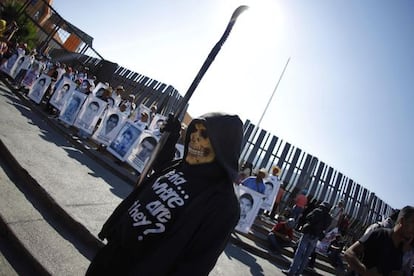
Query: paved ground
0,79,311,275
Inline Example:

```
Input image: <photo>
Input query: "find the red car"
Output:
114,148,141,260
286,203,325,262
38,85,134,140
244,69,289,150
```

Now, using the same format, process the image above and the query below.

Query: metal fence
240,119,393,235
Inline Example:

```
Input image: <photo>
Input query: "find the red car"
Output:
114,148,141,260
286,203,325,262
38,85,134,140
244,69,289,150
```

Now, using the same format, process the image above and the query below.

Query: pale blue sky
52,0,413,209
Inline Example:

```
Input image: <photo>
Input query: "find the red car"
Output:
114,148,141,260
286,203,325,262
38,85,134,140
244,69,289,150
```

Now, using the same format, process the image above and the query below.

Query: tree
1,1,38,49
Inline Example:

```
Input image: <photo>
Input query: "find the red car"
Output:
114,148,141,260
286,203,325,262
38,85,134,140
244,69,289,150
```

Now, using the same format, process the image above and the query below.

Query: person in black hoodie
282,201,332,276
86,112,243,276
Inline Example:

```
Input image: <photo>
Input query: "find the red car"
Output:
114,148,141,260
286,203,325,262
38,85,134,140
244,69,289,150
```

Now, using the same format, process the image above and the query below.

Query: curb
0,75,137,186
1,77,336,275
0,139,104,253
0,212,52,276
230,233,291,267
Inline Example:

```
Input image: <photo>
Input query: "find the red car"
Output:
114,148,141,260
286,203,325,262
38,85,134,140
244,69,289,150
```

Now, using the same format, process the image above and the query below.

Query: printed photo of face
55,83,70,104
136,136,157,162
79,79,90,93
111,128,136,157
104,114,119,135
62,96,81,122
32,78,46,98
120,131,133,145
82,101,100,125
239,193,254,220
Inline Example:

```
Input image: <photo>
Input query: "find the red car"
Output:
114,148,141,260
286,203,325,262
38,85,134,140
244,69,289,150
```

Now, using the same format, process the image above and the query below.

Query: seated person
327,234,346,273
267,217,296,253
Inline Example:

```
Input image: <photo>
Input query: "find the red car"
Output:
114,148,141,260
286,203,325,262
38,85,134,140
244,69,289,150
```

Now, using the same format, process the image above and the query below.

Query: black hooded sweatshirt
87,113,243,276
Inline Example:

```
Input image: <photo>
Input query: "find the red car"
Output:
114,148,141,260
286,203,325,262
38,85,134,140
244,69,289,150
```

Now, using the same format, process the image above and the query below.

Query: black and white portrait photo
126,132,158,173
91,108,127,146
58,90,87,126
78,79,93,94
235,185,264,234
49,77,76,110
92,82,108,98
148,113,166,138
107,121,143,161
27,74,52,104
74,95,106,134
261,180,278,212
0,53,20,76
9,55,28,79
21,60,43,89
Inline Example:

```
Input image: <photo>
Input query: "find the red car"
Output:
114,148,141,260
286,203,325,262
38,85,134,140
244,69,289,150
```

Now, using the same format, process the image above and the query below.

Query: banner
91,107,127,146
73,95,107,134
235,185,264,234
126,131,158,173
107,121,144,161
27,74,52,104
58,89,88,126
49,77,76,110
261,175,280,211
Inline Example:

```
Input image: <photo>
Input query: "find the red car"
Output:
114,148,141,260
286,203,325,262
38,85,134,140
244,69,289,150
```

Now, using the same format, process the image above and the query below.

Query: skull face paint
185,123,215,165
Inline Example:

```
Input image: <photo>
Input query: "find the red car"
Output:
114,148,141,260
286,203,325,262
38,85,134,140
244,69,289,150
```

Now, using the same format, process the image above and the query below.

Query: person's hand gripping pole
136,6,248,187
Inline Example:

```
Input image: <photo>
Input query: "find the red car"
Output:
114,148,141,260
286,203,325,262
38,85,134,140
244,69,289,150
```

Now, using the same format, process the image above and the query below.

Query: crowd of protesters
236,164,414,275
2,19,413,275
0,35,185,175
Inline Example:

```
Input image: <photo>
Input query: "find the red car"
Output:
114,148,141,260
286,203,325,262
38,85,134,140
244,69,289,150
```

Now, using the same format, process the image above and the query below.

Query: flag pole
257,57,290,128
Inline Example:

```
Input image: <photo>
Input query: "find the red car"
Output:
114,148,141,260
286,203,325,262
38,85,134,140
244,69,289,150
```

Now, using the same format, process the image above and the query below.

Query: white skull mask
185,123,215,165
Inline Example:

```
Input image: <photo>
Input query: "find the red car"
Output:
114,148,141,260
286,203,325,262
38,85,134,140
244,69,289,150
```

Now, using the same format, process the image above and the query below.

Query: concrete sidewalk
0,80,284,275
0,78,333,275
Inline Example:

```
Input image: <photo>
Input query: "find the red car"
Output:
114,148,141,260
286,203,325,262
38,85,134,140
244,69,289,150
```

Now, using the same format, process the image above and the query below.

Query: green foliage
1,1,39,49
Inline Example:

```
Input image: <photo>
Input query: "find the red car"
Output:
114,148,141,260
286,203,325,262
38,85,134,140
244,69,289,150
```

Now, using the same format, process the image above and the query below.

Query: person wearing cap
268,217,297,254
133,111,149,130
344,205,414,276
282,202,332,276
241,168,267,194
270,165,281,179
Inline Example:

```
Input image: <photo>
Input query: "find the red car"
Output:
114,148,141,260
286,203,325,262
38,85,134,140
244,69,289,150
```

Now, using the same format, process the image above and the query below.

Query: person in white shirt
119,94,136,117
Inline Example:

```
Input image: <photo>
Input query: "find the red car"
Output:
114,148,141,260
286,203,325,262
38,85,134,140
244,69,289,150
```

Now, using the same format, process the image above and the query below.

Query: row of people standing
1,42,171,173
3,42,160,130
